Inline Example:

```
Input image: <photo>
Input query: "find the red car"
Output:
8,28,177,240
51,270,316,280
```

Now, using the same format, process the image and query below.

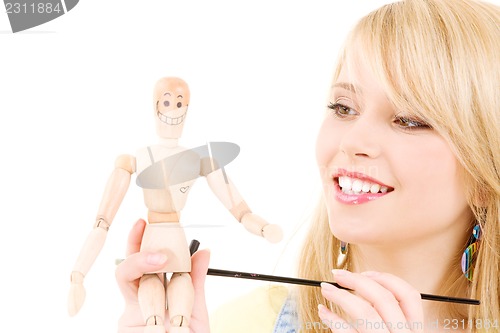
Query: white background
2,0,491,332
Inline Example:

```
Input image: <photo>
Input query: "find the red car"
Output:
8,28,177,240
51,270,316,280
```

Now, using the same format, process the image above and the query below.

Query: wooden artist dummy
68,77,283,333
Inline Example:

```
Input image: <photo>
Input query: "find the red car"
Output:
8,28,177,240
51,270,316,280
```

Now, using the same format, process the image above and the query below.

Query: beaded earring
461,225,481,281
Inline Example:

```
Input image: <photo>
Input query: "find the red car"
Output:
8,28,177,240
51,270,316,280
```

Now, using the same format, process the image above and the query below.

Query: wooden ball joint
68,77,283,332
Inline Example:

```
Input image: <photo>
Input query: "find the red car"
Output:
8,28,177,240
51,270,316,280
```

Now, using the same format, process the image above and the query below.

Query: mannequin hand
68,271,86,316
116,219,211,333
318,270,424,332
241,213,283,243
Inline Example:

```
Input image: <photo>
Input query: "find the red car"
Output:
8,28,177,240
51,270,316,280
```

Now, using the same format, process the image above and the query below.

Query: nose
338,115,382,160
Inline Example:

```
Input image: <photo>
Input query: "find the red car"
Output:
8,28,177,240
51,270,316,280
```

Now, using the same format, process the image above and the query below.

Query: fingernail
331,269,348,281
320,282,336,292
318,303,327,314
332,269,347,275
361,271,381,277
146,253,168,265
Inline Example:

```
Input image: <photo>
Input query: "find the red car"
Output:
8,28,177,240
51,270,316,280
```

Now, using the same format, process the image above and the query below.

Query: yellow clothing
210,285,289,333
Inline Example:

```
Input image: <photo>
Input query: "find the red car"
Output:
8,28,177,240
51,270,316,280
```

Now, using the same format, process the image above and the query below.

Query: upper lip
332,168,394,190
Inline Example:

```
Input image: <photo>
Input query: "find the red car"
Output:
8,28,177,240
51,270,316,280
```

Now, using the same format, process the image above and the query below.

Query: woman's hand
318,270,424,332
115,219,211,333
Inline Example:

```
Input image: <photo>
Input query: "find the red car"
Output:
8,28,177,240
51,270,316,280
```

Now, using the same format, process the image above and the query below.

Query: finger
361,271,424,330
321,282,385,333
126,219,147,256
191,249,210,292
318,304,357,333
329,270,417,333
190,249,211,325
115,251,168,300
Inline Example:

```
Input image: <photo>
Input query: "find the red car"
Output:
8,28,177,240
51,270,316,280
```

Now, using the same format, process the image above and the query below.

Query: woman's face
316,61,471,248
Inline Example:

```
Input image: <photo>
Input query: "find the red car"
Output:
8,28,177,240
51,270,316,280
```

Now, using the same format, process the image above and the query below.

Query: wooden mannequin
68,77,283,333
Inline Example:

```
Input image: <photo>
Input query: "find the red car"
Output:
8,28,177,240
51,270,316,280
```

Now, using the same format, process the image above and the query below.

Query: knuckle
379,288,398,302
357,301,377,318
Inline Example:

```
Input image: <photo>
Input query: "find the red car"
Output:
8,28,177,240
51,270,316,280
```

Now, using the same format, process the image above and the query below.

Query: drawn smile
157,110,186,125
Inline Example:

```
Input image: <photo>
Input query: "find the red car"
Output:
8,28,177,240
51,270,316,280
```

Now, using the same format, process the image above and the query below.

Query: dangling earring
461,225,482,281
336,241,348,267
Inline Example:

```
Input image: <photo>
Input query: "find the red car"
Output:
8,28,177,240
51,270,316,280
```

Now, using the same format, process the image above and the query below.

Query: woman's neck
349,232,469,326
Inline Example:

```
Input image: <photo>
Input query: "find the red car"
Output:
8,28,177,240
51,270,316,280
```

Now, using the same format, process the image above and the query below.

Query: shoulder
210,285,289,333
115,154,136,173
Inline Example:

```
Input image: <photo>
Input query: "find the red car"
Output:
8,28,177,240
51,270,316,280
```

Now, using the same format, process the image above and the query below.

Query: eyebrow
177,95,183,98
164,92,171,96
332,82,361,94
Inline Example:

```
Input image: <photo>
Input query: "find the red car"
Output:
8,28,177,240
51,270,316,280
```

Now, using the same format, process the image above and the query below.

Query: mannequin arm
204,167,282,243
68,154,136,316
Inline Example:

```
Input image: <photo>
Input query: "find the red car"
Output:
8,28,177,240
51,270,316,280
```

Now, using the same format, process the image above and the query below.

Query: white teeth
339,176,351,189
352,179,363,192
370,184,380,193
338,176,390,194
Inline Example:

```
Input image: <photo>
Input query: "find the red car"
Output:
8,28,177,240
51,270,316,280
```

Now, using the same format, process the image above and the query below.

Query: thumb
191,249,211,291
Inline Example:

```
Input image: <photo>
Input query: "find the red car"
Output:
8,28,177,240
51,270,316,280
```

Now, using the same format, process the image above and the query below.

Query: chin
328,217,385,244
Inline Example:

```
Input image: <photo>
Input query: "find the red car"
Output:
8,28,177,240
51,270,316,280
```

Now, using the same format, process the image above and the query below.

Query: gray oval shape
136,142,240,189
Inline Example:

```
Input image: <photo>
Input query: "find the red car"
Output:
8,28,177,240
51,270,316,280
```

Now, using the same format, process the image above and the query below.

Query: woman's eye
394,116,431,130
327,102,357,118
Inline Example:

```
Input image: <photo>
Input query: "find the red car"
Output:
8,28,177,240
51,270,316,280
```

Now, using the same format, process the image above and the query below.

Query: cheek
315,119,341,169
394,138,470,228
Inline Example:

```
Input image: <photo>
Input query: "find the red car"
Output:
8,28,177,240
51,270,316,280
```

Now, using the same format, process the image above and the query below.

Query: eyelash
328,102,357,118
393,116,431,130
327,102,432,131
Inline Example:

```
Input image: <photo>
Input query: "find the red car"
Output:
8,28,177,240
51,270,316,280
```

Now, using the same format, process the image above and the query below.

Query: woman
116,0,500,331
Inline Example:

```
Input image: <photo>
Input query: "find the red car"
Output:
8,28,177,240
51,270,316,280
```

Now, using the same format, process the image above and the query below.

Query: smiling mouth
334,175,394,195
157,110,186,125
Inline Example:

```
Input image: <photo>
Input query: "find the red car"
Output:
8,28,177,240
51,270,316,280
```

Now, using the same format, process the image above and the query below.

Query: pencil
205,268,480,305
189,239,480,306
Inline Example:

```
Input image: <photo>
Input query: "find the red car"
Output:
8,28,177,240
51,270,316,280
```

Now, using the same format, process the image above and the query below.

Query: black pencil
206,268,480,305
188,240,480,306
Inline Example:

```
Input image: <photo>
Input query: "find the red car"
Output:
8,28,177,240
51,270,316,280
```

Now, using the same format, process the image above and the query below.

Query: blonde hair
296,0,500,331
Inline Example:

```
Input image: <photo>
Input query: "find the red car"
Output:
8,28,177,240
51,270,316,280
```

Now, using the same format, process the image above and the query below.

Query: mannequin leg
138,273,166,333
167,272,194,333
